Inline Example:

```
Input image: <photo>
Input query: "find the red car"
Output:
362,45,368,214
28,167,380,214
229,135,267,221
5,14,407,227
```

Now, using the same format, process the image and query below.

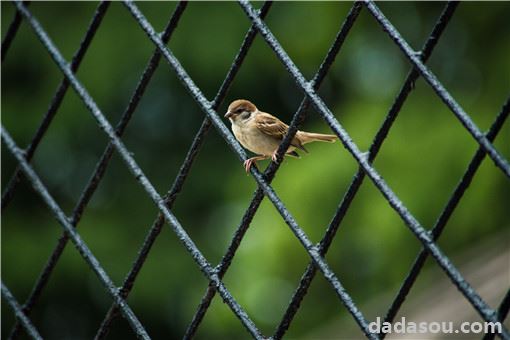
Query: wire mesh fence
2,1,509,339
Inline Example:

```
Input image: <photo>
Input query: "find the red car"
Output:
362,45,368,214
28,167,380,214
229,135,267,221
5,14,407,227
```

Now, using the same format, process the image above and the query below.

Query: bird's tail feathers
299,131,338,144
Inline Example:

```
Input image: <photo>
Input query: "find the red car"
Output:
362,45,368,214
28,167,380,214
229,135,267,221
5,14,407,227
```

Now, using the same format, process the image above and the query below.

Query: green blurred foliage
1,2,509,339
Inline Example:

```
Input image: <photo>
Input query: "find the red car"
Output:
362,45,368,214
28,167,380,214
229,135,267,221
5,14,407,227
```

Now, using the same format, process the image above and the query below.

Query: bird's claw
271,152,279,163
244,159,253,173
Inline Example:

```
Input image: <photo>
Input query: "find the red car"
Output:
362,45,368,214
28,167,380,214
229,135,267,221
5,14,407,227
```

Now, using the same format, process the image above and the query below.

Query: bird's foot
244,156,269,173
244,159,254,173
271,151,279,163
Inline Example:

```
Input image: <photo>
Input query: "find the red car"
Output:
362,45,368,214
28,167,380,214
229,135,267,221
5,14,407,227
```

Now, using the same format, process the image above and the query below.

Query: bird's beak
224,111,233,119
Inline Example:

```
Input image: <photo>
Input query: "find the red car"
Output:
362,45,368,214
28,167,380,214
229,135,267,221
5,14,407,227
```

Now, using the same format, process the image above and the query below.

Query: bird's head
225,99,258,122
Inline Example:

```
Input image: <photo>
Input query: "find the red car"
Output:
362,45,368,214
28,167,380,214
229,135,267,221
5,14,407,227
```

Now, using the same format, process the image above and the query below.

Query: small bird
225,99,338,172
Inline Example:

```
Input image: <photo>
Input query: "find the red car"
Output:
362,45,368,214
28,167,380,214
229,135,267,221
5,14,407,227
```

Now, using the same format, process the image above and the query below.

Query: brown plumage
225,99,337,172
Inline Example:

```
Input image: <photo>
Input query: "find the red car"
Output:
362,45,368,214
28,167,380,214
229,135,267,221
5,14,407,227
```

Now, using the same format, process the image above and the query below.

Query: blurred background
2,1,509,339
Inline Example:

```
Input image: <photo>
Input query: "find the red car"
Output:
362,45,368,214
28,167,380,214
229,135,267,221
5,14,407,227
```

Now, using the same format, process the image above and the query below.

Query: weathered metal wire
1,282,42,340
1,1,29,62
95,2,272,338
5,4,112,338
382,96,510,335
484,289,510,340
124,1,376,337
6,2,186,338
362,1,510,179
274,2,459,337
1,126,151,339
11,1,263,338
238,2,509,337
2,1,109,211
185,2,364,338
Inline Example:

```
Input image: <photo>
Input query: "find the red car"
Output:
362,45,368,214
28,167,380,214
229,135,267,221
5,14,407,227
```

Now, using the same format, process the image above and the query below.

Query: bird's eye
236,108,244,113
240,110,251,120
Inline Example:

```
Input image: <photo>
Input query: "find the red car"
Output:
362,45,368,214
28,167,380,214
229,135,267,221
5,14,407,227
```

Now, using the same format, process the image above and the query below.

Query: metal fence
2,1,509,339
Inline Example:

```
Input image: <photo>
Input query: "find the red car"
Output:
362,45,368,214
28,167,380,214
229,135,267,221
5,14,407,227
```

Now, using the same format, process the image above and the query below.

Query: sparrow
225,99,338,172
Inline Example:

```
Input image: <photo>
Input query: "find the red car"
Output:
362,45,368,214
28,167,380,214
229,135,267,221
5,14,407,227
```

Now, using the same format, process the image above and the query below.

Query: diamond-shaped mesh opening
2,1,509,339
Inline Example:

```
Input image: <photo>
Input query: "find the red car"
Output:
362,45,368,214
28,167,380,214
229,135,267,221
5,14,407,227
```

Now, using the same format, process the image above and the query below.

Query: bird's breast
232,123,282,156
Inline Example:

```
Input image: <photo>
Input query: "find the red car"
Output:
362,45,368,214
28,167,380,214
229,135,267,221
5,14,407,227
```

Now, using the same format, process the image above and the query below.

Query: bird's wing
255,112,289,139
255,112,308,152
